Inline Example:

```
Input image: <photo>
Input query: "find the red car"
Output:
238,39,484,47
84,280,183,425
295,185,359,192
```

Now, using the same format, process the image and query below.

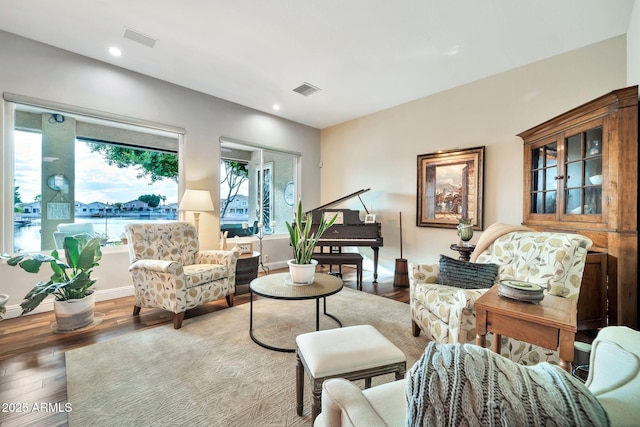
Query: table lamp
179,189,214,235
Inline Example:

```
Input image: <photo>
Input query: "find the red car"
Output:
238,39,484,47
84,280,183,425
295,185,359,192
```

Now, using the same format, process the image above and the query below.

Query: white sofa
409,223,592,365
314,326,640,427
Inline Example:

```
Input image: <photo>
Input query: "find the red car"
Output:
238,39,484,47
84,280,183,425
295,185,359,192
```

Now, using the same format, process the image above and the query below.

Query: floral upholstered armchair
126,222,240,329
409,223,592,365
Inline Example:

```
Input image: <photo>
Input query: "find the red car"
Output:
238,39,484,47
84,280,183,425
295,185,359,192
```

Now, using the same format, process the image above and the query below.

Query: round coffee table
249,272,343,352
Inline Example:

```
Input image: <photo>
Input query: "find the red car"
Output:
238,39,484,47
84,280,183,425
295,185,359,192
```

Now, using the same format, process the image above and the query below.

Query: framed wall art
416,146,485,230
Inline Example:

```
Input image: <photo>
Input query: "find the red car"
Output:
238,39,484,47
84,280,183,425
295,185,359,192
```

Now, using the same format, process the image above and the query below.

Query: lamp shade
179,189,214,212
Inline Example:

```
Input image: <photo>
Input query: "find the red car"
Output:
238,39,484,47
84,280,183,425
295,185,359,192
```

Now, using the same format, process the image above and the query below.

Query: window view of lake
12,125,178,254
14,215,175,253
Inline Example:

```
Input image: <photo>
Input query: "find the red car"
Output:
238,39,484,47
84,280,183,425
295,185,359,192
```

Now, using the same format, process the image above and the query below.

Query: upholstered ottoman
295,324,406,422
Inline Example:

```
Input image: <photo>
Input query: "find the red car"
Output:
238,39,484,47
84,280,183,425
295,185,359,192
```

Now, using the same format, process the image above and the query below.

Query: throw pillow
438,254,498,289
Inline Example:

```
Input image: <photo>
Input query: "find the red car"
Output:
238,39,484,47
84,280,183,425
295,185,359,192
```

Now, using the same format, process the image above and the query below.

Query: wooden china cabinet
517,85,638,330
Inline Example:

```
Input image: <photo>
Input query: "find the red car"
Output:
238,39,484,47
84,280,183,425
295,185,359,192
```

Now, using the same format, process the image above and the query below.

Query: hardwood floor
0,266,409,427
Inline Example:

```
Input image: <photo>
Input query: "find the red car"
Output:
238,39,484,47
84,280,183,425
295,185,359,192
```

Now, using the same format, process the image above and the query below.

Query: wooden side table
235,251,260,293
475,285,577,372
450,244,475,261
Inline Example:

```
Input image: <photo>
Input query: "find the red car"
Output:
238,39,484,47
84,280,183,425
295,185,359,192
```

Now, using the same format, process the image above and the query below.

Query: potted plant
285,200,338,284
0,293,8,319
97,232,109,246
2,234,102,330
120,232,128,245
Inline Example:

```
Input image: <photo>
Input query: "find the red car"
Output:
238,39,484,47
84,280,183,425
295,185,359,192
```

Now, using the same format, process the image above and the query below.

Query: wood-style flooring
0,266,409,427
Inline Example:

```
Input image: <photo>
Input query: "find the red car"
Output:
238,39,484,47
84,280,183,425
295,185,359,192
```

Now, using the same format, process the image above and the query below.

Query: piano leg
372,247,379,283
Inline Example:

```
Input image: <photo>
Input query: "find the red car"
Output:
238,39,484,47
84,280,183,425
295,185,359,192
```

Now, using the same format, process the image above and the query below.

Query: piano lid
306,188,371,215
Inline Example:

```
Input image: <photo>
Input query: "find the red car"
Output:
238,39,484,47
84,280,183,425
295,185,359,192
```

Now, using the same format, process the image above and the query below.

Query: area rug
66,288,430,426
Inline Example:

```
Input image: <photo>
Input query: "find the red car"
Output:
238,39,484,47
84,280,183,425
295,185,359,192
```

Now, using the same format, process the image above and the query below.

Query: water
13,215,174,253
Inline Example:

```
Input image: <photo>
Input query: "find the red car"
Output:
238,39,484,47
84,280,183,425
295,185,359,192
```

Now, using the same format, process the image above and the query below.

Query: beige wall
629,0,640,86
0,30,320,314
320,36,628,273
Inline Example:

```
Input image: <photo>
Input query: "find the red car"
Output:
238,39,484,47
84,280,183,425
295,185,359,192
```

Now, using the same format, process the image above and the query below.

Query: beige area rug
66,288,431,426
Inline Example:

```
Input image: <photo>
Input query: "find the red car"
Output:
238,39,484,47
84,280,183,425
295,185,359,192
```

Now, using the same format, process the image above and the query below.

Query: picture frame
364,214,376,224
237,242,253,254
416,146,485,230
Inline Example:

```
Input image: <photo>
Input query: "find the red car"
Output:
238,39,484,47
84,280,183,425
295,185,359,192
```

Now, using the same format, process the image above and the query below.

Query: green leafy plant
0,294,7,319
2,235,102,315
286,200,338,264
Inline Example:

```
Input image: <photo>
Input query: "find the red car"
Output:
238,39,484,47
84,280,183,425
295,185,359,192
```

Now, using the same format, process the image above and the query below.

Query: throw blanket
405,342,609,427
469,223,533,262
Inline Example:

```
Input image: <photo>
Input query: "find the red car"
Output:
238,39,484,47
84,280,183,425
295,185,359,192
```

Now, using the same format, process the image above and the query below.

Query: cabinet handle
554,175,564,180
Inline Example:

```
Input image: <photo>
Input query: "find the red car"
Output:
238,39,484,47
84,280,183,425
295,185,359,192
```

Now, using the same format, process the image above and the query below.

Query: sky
15,131,178,206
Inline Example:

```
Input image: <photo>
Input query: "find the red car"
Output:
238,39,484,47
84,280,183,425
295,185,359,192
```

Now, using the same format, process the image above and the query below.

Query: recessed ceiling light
273,104,280,110
109,47,122,57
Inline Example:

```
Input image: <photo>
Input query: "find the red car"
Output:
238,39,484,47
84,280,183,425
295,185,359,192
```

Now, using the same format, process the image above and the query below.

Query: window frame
2,93,186,254
219,137,301,237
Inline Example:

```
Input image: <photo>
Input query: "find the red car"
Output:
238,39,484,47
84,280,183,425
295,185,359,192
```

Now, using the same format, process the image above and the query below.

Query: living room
0,1,639,426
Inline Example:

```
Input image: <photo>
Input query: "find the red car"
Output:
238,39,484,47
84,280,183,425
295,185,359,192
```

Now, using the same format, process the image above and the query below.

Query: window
5,99,182,254
220,138,299,238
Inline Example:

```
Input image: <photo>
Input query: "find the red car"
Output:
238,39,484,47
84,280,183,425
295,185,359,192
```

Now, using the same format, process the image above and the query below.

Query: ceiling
0,0,635,129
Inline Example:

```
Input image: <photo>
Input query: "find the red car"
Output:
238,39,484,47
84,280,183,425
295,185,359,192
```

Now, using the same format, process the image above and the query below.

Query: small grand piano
307,188,383,282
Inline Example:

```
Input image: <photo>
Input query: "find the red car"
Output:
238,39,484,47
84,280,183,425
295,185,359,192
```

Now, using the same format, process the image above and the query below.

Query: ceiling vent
293,82,321,96
123,27,158,48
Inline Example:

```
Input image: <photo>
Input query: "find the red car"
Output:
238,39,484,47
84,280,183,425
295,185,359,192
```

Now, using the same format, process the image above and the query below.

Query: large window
6,100,181,253
220,138,299,238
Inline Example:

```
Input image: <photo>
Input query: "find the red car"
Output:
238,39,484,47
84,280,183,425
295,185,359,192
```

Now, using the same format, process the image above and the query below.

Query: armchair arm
128,259,182,275
195,248,240,267
408,263,439,291
316,379,387,427
448,287,490,344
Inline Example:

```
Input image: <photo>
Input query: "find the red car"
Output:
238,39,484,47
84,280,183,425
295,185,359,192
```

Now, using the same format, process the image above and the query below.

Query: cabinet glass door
530,141,557,214
564,126,603,215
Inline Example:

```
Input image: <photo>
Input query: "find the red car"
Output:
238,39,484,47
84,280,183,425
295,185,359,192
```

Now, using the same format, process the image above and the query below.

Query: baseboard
266,260,288,270
1,285,134,320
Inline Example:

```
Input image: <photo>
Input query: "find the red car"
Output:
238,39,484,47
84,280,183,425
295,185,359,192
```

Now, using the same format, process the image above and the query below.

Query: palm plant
2,234,102,314
286,200,338,264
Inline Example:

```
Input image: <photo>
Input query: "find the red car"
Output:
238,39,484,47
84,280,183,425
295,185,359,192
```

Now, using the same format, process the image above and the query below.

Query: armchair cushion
183,263,230,288
474,230,589,298
438,254,498,289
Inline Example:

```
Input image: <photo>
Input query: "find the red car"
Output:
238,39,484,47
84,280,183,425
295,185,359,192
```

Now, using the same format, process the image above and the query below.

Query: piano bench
313,253,363,290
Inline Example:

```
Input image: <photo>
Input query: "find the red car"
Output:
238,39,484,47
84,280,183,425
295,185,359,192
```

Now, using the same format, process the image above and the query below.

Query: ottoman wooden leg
296,351,304,416
365,377,371,388
312,378,323,422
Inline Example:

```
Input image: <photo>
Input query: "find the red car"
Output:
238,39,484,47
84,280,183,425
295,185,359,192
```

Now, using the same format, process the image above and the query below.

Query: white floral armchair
409,223,592,365
126,222,240,329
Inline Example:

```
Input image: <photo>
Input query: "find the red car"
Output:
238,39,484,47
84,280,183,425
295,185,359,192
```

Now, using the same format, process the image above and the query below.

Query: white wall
628,0,640,86
0,30,320,314
320,36,628,272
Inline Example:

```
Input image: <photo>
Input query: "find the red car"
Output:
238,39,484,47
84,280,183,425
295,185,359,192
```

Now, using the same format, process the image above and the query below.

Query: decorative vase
53,291,95,331
287,259,318,285
457,218,474,246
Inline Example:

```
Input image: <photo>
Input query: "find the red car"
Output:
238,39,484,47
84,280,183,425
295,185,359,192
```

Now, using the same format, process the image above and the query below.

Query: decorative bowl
589,175,603,185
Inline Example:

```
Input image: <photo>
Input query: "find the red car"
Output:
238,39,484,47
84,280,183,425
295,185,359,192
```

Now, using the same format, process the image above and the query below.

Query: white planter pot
54,291,95,331
287,259,318,285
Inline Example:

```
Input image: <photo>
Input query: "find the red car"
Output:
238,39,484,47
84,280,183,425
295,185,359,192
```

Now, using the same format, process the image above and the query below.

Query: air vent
123,27,158,48
293,82,321,96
